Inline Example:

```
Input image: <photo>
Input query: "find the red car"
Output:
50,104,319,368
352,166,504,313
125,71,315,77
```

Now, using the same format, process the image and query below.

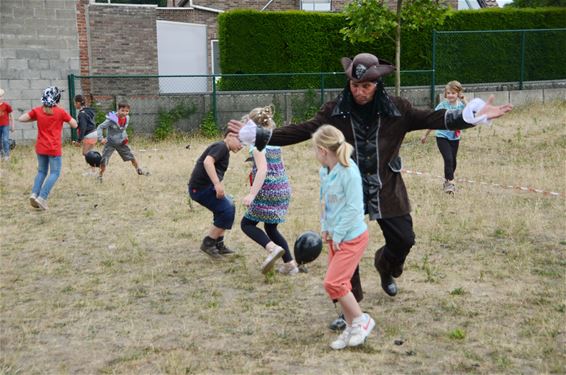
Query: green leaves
341,0,447,43
340,0,396,43
401,0,448,31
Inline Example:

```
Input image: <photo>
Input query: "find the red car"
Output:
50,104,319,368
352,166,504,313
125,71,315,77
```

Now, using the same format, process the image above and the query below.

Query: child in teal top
313,125,375,350
421,80,467,193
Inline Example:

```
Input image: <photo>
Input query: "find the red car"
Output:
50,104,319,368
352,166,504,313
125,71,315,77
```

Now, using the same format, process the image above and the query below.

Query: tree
341,0,448,95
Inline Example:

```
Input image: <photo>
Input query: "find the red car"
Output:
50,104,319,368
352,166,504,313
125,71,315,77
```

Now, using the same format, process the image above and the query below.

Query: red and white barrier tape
402,169,564,198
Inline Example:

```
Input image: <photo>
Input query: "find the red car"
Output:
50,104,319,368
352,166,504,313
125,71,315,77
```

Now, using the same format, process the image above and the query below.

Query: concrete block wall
0,0,81,142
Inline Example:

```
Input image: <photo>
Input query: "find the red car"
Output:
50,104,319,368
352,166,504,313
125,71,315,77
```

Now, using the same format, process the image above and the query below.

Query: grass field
1,101,565,374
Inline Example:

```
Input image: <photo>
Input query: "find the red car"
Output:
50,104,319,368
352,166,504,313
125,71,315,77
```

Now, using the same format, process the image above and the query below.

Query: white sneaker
261,246,285,274
348,313,375,347
330,325,352,350
35,197,49,210
277,260,299,275
29,194,39,208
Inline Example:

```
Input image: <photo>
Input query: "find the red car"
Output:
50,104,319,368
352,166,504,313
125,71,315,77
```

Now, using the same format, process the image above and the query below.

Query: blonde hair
444,80,467,104
242,105,276,129
0,88,4,96
312,125,353,168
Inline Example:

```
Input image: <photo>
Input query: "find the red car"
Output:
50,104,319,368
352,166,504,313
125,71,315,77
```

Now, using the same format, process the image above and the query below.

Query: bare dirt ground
1,101,565,374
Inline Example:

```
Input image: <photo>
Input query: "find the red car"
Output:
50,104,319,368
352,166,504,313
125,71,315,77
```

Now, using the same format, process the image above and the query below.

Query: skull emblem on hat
354,64,368,80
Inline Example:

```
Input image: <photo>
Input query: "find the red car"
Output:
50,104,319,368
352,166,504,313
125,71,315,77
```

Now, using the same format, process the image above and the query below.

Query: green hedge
218,8,566,89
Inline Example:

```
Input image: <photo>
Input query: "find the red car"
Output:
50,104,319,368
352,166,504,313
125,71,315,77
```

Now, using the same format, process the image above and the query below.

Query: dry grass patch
1,101,565,374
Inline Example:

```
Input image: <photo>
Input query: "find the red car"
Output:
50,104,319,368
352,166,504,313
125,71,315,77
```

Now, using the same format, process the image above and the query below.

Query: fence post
431,30,437,108
320,72,325,107
212,74,218,128
68,74,77,141
519,30,526,90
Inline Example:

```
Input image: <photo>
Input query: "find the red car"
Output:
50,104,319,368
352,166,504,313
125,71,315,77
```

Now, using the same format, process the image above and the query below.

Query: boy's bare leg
208,226,225,240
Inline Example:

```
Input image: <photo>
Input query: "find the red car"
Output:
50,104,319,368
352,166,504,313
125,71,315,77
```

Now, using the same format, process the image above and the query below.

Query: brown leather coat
268,90,474,219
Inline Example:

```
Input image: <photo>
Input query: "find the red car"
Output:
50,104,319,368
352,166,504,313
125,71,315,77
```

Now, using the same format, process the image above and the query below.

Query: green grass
0,101,565,374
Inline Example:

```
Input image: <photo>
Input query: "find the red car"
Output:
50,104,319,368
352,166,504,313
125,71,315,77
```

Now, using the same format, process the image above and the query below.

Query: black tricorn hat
341,53,395,83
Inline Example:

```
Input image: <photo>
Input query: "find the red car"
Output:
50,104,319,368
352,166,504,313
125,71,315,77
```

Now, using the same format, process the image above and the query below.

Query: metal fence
67,70,434,138
432,28,566,104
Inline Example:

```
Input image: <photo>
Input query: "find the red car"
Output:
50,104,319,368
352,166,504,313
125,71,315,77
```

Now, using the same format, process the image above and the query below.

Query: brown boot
374,248,398,297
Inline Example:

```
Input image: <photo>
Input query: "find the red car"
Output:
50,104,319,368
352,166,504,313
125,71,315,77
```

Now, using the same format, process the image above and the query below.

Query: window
94,0,167,6
301,0,331,12
211,40,221,75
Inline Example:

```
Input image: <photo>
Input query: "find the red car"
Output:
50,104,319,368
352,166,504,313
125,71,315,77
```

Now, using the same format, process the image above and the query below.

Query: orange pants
323,230,369,300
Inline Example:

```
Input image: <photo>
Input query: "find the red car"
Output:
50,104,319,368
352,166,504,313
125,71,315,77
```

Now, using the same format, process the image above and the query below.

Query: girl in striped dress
240,106,297,275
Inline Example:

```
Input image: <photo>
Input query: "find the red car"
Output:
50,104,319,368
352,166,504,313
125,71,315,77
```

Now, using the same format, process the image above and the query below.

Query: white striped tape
402,169,564,198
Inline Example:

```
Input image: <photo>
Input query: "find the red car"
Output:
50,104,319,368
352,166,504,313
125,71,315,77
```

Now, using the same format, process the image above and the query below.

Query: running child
240,106,297,275
96,102,148,181
73,94,98,175
421,80,467,193
18,86,78,210
0,88,15,161
189,130,243,259
313,124,375,350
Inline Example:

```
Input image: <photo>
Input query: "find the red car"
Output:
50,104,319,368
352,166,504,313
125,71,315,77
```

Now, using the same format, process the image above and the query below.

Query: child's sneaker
216,239,235,255
261,246,285,274
97,175,103,183
330,325,352,350
328,313,347,332
29,194,39,208
348,313,375,347
200,237,222,259
277,260,299,275
443,180,456,194
34,197,49,211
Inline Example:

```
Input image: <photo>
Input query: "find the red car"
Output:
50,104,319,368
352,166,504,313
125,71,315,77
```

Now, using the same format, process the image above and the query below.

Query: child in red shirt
0,88,15,161
18,86,78,210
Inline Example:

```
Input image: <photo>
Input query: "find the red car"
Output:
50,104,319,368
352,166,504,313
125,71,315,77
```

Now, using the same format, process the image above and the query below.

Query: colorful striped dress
245,145,291,224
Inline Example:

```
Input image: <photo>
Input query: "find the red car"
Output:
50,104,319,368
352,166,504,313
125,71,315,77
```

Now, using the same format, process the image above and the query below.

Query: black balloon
85,150,102,167
294,231,323,265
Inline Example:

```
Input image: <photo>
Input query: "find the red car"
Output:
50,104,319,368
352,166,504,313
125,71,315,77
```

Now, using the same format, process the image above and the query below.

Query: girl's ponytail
335,141,353,168
312,125,352,167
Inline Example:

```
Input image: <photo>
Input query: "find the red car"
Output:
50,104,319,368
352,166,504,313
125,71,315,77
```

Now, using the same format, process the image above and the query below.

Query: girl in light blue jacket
313,125,375,350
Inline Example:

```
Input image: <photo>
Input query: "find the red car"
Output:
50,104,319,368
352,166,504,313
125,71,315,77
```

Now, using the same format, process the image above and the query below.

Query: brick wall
88,4,159,95
76,0,91,94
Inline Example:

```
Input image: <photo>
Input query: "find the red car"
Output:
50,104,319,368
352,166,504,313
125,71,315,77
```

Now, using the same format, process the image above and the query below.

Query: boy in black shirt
189,131,243,258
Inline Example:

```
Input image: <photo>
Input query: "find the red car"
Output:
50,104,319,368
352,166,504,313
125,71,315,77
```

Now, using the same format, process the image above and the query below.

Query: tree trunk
395,0,403,96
